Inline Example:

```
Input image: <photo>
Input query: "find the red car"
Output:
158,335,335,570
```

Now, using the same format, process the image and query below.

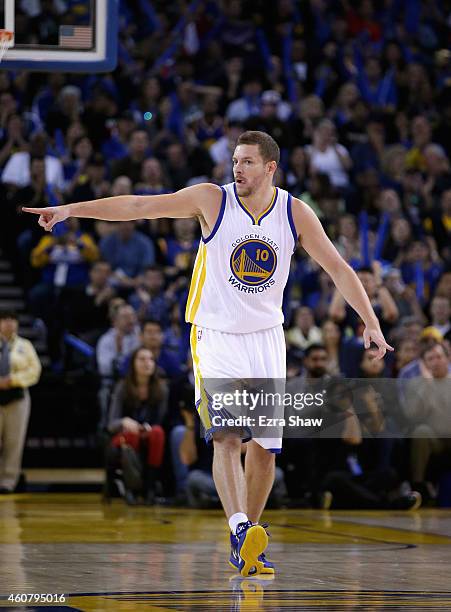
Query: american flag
59,26,93,49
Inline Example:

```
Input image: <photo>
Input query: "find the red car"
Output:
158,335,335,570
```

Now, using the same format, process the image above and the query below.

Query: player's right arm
22,183,222,232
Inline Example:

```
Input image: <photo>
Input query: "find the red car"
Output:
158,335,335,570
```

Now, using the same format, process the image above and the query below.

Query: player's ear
267,161,277,175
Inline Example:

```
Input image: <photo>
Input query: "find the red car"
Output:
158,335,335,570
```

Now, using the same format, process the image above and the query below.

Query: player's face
232,145,273,197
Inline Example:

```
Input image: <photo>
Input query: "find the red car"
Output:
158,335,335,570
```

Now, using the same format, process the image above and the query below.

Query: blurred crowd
0,0,450,507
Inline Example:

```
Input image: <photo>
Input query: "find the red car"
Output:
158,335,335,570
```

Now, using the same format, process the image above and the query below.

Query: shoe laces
260,522,271,538
236,520,253,537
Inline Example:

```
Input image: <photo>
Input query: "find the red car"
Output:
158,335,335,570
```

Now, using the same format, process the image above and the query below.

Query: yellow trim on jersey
190,325,211,429
185,246,203,320
236,187,276,225
186,242,207,322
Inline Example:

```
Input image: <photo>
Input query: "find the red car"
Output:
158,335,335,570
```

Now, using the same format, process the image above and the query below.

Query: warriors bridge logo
229,238,277,293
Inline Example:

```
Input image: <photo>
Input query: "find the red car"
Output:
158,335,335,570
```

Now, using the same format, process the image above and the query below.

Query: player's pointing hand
363,326,394,360
22,206,70,232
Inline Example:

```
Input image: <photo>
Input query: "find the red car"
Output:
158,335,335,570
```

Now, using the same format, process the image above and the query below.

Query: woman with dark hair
107,347,168,504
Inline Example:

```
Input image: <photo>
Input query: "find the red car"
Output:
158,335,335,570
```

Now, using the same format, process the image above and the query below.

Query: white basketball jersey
185,182,298,333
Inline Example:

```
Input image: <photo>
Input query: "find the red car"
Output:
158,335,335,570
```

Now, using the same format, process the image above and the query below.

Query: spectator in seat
396,324,440,399
1,131,64,192
333,214,361,267
381,217,413,267
321,319,343,376
139,319,184,380
305,119,352,191
6,156,49,280
286,306,323,352
0,113,28,168
159,218,199,272
394,338,420,377
99,220,155,291
96,304,140,380
0,310,41,493
351,115,386,175
45,85,82,137
29,219,99,319
107,347,168,504
177,400,286,509
400,240,443,303
384,267,427,324
425,188,451,263
316,372,421,511
101,110,138,162
244,90,292,149
135,158,170,195
93,175,132,241
128,266,173,326
66,153,111,209
404,342,451,500
329,265,399,336
435,271,451,302
0,91,19,136
61,260,116,346
209,121,243,184
163,142,192,192
62,135,93,194
422,144,451,210
226,78,262,123
429,295,451,342
111,129,150,186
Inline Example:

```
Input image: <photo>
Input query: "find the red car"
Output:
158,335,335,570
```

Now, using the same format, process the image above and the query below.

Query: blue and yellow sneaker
229,521,274,576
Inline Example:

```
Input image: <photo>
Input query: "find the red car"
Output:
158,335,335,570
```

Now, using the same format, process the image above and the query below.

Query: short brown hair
236,131,280,164
421,340,449,359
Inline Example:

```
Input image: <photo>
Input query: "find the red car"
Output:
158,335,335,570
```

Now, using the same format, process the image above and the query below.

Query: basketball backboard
0,0,118,72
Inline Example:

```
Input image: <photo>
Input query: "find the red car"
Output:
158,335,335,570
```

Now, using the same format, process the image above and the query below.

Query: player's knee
212,432,242,452
249,441,276,463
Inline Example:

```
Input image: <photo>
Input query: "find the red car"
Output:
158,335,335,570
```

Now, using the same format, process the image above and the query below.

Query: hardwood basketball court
1,493,450,610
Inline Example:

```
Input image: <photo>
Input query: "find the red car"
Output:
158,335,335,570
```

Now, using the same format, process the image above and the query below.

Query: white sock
229,512,249,534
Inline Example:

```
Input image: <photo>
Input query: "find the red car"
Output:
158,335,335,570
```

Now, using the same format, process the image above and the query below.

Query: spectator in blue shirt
140,319,184,380
100,221,155,290
128,266,173,326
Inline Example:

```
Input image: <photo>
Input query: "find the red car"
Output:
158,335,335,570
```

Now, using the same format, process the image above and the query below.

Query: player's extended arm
291,198,393,359
22,183,222,232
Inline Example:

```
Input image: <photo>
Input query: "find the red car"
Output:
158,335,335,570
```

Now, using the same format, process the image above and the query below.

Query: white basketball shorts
190,324,286,453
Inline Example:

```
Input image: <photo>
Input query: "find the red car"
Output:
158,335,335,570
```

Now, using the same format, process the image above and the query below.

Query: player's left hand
363,326,394,360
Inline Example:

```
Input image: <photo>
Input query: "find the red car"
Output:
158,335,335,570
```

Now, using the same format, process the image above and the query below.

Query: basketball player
24,131,393,577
